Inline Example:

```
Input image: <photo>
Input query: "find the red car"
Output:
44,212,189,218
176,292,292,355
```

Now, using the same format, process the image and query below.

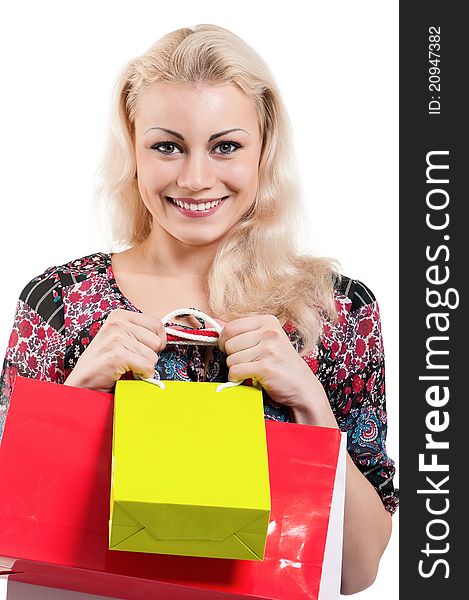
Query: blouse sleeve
0,265,66,443
313,279,399,515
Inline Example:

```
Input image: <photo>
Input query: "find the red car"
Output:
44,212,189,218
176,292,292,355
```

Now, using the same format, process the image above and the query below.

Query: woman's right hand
63,309,167,393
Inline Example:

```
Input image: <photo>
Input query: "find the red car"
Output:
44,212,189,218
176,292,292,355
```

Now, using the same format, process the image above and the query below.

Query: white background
0,1,398,598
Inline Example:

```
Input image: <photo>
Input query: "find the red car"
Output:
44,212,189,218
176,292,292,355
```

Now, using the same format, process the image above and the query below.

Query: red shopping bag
0,376,346,600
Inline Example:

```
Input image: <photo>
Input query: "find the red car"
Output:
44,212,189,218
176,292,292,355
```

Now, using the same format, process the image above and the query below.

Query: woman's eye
152,142,181,155
151,141,241,155
213,142,241,155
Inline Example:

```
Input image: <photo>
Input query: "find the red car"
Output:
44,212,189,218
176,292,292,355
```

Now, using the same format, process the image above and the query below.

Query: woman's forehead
134,81,260,134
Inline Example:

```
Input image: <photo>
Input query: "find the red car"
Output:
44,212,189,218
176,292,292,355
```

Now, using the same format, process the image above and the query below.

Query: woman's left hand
217,314,332,418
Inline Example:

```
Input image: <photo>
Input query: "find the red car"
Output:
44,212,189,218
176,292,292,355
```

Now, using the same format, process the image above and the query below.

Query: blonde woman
0,24,397,594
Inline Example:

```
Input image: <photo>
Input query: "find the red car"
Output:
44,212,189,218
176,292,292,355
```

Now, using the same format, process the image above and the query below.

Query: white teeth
171,197,224,212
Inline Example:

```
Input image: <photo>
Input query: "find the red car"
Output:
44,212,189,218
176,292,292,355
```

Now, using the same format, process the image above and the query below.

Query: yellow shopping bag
109,378,271,561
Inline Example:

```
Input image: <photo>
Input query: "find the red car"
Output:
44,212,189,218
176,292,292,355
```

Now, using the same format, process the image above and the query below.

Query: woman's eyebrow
144,127,250,141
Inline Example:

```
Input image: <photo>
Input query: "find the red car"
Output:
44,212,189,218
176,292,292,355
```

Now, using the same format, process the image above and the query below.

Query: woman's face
133,82,263,247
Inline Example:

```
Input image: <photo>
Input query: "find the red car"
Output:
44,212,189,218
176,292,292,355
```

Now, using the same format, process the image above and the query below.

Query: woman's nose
176,152,217,191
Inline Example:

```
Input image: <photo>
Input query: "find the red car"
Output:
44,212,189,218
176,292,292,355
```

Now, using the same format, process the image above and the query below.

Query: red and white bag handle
133,308,251,393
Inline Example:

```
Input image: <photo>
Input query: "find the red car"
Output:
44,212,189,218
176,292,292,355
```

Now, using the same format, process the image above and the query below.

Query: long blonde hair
94,24,340,355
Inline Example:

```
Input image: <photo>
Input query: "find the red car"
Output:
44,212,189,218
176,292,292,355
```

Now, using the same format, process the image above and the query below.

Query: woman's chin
168,230,226,247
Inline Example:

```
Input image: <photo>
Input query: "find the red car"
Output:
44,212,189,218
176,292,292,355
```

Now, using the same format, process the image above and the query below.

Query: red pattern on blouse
0,252,398,514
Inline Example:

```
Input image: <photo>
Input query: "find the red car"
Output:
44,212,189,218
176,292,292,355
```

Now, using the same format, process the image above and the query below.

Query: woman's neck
135,228,219,283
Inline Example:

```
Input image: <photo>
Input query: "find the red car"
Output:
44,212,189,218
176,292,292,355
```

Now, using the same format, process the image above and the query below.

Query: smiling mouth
166,196,229,212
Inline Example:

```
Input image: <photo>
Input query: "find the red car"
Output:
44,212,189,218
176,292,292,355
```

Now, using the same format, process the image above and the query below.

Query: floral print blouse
0,252,398,514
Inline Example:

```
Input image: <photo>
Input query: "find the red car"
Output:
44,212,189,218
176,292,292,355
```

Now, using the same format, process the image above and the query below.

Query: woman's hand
63,309,167,393
217,314,336,425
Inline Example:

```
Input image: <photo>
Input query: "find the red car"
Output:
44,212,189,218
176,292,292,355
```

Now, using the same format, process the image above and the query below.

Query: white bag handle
133,308,250,393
